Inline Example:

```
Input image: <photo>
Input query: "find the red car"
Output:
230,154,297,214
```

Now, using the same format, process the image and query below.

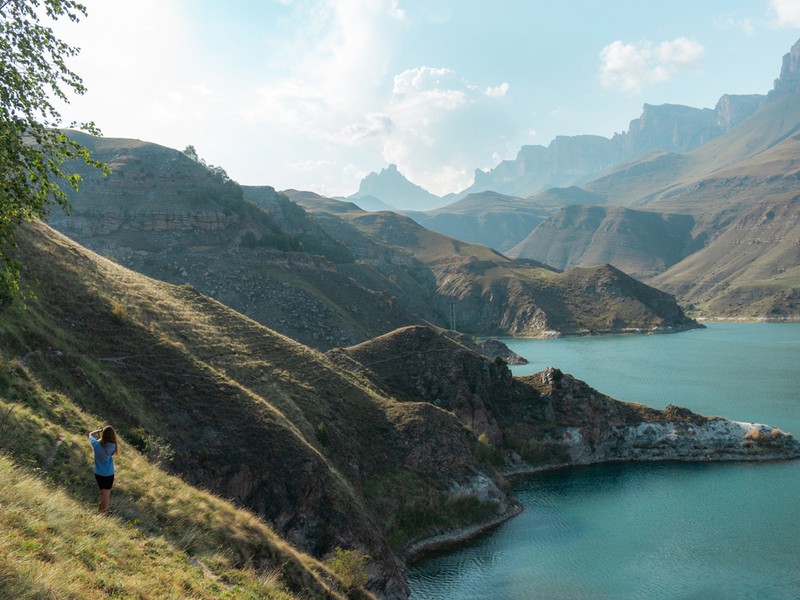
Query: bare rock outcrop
329,327,800,477
527,368,800,466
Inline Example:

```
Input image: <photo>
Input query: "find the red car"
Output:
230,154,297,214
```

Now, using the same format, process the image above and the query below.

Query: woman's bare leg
98,489,111,514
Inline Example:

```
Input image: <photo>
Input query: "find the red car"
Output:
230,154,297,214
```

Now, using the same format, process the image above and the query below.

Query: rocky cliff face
714,94,767,128
460,96,764,199
770,38,800,98
329,327,800,481
526,368,800,465
620,103,717,156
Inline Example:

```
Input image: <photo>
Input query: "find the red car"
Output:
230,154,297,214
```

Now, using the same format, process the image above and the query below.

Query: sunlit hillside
1,221,516,598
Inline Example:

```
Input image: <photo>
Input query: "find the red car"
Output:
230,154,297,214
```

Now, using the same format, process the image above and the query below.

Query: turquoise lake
406,323,800,599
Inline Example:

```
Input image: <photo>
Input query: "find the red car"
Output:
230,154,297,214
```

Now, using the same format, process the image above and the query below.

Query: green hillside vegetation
289,195,697,336
0,359,359,599
3,221,517,597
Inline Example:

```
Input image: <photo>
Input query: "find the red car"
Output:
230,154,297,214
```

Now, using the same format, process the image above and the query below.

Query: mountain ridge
47,136,699,342
4,221,798,598
350,94,767,211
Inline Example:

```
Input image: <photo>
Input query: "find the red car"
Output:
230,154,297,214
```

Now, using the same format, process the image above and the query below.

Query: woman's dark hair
100,425,118,453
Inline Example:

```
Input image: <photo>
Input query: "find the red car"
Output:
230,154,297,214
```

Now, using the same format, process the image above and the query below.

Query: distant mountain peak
770,38,800,98
350,164,442,211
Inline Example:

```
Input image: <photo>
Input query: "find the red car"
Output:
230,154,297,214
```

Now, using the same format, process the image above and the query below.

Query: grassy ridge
0,357,353,599
1,221,510,597
0,223,393,598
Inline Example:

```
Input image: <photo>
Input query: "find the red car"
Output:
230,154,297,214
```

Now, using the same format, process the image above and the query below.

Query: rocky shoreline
404,502,524,563
327,327,799,597
695,316,800,323
403,411,800,566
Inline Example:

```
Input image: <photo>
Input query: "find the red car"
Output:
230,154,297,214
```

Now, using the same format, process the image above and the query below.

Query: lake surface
407,323,800,599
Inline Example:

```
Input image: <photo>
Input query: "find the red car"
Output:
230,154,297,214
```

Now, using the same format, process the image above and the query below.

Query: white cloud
247,0,408,123
656,37,705,68
380,66,519,195
770,0,800,27
485,82,510,97
600,37,705,94
393,66,458,95
330,113,395,145
51,0,528,195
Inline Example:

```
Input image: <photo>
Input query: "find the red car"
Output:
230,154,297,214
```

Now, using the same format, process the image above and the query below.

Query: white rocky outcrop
561,418,800,464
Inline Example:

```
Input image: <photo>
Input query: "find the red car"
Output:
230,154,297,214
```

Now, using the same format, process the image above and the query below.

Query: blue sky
55,0,800,196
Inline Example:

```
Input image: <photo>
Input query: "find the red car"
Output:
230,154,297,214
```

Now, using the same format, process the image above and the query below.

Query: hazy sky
54,0,800,196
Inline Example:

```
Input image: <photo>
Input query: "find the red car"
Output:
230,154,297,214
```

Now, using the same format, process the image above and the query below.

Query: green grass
0,454,296,599
1,221,521,598
0,355,353,599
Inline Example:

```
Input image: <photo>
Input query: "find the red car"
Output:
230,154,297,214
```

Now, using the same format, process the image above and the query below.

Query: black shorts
95,474,114,490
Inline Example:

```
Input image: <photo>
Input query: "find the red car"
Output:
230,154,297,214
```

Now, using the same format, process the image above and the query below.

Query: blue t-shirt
89,436,116,476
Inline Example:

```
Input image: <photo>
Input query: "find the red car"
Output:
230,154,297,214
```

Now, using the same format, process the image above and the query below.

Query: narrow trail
43,433,67,468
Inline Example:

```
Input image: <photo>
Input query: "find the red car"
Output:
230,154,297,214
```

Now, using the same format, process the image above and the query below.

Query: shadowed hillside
5,221,521,598
508,205,697,279
2,223,796,598
404,191,550,253
289,194,700,336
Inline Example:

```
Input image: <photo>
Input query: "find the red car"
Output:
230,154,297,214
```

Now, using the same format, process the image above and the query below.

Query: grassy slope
585,95,800,214
0,227,382,598
1,221,508,597
650,194,800,316
0,359,352,600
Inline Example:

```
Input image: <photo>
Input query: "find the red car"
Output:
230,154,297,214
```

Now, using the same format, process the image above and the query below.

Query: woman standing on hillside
88,426,117,514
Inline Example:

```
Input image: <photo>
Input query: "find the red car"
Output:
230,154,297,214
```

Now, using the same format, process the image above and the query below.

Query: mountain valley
3,222,796,598
4,21,800,600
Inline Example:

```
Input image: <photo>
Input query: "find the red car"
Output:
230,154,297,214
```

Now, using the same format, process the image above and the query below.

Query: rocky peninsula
330,326,800,570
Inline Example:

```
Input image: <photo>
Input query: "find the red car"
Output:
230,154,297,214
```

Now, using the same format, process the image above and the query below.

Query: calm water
407,323,800,599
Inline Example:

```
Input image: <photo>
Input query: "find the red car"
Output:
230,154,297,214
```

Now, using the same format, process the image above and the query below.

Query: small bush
110,300,127,321
127,427,175,468
324,547,369,591
474,433,502,466
314,421,329,447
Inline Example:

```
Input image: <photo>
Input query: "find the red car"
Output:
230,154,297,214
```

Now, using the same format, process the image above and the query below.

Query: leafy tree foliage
0,0,104,300
182,144,233,183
